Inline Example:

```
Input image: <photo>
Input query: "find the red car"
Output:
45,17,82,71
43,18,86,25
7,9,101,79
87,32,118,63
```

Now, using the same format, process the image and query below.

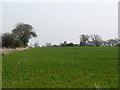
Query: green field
2,47,118,88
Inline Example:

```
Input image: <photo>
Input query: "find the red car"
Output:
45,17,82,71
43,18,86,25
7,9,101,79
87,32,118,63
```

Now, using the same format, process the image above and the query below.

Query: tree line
55,34,119,47
1,23,120,48
1,23,37,48
80,34,102,46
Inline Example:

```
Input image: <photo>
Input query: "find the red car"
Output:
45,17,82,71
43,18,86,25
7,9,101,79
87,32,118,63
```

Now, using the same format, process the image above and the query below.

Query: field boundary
1,47,29,55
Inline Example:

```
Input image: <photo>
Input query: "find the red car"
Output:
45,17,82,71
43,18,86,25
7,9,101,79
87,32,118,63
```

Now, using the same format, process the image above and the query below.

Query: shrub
14,39,23,47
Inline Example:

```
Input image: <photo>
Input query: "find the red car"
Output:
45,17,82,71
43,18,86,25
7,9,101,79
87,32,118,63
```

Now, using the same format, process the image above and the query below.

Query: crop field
2,47,118,88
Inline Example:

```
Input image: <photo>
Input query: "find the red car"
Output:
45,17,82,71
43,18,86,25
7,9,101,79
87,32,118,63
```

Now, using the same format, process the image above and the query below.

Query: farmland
2,47,118,88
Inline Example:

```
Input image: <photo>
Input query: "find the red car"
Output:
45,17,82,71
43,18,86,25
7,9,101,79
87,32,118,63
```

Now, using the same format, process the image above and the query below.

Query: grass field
2,47,118,88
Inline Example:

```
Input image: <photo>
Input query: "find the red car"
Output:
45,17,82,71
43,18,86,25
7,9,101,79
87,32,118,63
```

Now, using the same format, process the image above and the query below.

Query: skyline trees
2,23,37,48
79,34,120,47
12,23,37,47
80,34,102,46
90,34,102,46
2,33,15,48
1,23,119,48
80,34,89,46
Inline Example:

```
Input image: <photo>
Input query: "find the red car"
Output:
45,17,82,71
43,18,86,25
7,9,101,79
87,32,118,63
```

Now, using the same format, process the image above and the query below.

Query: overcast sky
1,0,118,46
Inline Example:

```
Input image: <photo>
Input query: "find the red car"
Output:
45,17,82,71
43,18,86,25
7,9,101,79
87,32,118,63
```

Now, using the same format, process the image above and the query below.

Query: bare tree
90,34,102,46
12,23,37,47
80,34,89,46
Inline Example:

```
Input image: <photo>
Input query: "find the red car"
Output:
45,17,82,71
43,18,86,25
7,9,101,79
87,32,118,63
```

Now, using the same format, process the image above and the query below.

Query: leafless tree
90,34,102,46
80,34,89,46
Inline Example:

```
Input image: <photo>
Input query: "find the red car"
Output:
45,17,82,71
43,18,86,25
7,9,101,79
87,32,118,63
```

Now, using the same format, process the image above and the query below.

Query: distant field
2,47,118,88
